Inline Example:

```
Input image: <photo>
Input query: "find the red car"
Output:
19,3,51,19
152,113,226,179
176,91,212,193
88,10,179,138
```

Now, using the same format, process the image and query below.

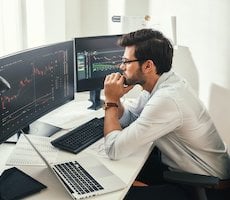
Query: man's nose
119,63,125,71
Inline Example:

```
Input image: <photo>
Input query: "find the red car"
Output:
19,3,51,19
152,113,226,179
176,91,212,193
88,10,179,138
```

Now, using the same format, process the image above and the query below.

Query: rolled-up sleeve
104,130,121,159
119,107,137,128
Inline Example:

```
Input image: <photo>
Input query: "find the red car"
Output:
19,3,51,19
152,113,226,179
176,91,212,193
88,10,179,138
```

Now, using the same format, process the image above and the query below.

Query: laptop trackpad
89,165,113,178
78,156,114,178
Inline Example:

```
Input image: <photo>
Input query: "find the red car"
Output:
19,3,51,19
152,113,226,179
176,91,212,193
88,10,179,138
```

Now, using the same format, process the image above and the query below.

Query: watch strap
103,102,118,110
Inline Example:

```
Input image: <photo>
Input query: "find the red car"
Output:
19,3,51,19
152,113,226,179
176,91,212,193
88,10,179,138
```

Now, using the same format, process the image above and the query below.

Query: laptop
22,134,126,199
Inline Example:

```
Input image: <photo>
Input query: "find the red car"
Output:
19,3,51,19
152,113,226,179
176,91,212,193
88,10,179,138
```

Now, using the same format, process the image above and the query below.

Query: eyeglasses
120,59,143,66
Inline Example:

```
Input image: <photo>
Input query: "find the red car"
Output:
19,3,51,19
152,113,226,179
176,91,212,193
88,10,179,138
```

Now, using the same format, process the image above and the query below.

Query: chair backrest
209,84,230,146
163,171,230,200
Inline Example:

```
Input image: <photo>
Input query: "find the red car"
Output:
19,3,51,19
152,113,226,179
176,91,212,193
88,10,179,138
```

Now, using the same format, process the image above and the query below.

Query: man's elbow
104,131,127,160
105,145,120,160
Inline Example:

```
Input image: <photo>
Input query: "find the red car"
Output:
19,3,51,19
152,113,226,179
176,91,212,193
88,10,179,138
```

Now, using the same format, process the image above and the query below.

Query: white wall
65,0,81,39
0,0,23,55
43,0,66,43
26,0,45,47
25,0,75,48
80,0,109,37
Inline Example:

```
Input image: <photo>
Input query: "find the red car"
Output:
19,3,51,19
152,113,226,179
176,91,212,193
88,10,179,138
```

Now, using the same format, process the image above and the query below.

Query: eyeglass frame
119,59,147,66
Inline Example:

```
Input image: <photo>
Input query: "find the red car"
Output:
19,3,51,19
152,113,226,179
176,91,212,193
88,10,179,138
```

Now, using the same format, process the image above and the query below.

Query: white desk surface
0,92,153,200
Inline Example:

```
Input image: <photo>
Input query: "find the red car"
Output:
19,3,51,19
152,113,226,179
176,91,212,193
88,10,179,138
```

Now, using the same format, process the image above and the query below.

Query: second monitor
74,34,124,110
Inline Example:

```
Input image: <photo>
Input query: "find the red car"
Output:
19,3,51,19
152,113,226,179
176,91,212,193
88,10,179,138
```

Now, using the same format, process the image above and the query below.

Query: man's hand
104,73,133,103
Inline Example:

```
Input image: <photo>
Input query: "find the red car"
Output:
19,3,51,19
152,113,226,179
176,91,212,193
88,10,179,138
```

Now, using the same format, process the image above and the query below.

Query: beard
124,77,144,86
123,73,145,86
122,67,146,86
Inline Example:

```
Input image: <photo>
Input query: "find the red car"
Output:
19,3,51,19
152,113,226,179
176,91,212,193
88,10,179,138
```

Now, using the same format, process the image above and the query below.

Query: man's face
120,46,145,86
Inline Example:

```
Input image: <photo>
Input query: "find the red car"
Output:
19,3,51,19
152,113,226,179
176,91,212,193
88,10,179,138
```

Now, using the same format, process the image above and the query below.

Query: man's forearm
104,106,121,136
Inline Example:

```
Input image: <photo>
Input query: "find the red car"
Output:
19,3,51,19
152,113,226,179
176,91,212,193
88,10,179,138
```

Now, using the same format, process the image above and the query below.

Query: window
0,0,23,56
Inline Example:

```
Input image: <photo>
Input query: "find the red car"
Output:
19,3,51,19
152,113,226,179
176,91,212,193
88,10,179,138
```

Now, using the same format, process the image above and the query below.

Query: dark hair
118,29,173,75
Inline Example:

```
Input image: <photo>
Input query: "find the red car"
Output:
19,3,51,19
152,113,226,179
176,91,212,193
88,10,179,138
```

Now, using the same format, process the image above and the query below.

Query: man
103,29,230,199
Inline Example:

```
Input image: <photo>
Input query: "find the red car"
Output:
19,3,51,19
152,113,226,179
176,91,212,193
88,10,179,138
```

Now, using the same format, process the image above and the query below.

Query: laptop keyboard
54,161,104,195
51,117,104,154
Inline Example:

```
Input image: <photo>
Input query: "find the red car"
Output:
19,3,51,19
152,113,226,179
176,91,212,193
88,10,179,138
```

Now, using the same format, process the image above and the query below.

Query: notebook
22,134,126,199
0,167,47,200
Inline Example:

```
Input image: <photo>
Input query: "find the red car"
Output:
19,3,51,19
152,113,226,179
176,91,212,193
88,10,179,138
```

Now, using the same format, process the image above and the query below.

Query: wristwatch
103,102,118,110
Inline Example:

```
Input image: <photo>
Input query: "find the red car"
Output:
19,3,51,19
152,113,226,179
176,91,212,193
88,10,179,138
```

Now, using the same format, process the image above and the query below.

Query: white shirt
104,71,230,179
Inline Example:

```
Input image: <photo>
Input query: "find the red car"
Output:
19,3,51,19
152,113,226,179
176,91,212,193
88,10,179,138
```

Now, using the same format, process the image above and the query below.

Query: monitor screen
74,34,124,109
0,41,74,144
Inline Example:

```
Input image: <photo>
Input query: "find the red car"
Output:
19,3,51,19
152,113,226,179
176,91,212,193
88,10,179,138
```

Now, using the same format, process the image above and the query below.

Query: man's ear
142,60,156,74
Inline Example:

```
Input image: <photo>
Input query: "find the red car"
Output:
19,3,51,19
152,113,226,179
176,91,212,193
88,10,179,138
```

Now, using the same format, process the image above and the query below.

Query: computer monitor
74,34,124,110
0,41,75,144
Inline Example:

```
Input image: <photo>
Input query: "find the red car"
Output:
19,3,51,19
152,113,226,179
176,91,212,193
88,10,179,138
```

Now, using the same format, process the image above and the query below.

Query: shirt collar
149,70,174,96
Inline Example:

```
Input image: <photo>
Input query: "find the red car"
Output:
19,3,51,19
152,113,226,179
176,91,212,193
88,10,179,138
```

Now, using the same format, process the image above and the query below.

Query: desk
0,92,153,200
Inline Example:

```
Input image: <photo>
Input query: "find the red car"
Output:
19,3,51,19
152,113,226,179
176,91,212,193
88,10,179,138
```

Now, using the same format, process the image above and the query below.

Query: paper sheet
87,138,107,158
6,134,59,166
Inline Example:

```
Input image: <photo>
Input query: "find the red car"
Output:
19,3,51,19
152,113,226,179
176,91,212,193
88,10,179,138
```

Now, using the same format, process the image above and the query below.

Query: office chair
163,170,230,200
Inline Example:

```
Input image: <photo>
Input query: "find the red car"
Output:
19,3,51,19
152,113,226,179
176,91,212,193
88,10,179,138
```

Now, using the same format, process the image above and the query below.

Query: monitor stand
5,121,61,143
26,121,61,137
88,89,104,110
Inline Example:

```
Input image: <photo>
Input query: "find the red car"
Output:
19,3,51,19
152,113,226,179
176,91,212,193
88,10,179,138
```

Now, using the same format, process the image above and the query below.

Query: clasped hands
104,73,134,103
